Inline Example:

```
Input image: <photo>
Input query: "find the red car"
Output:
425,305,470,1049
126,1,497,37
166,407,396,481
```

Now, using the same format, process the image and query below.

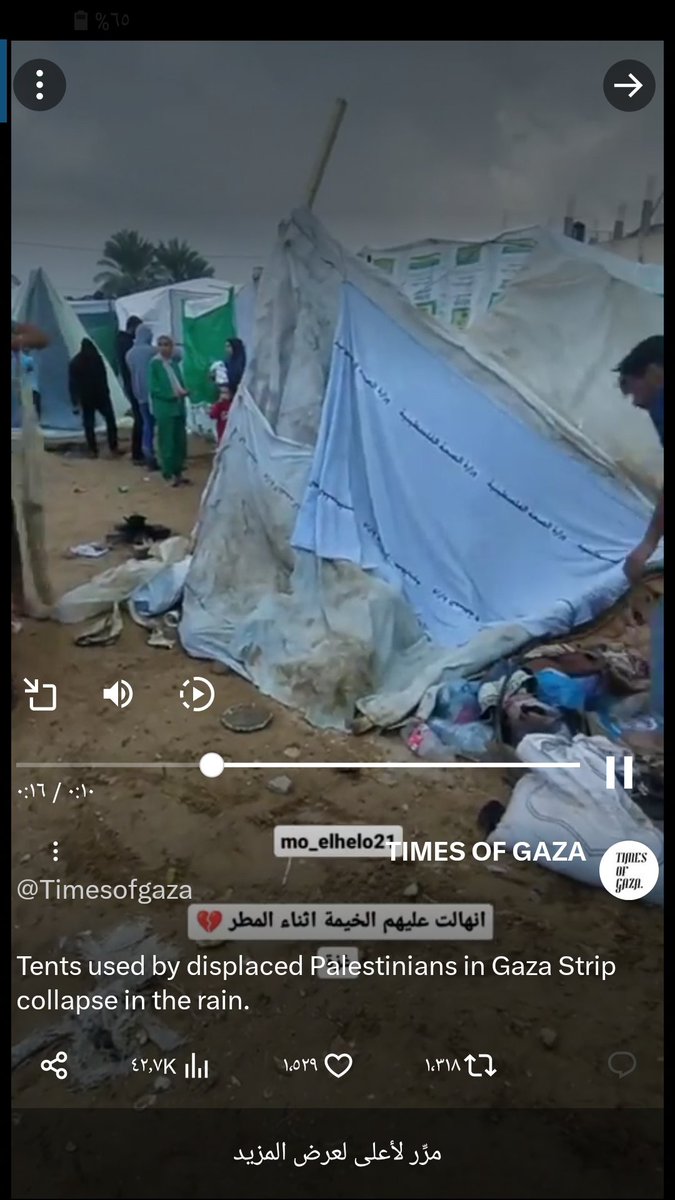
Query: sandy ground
12,437,663,1121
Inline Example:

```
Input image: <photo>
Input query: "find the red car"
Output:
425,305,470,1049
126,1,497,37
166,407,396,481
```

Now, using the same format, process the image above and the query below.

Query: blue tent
12,268,128,439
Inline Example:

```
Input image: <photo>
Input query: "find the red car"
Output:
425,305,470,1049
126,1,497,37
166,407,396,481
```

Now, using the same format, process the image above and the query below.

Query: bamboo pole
305,99,348,211
637,175,656,264
563,195,576,238
12,367,53,613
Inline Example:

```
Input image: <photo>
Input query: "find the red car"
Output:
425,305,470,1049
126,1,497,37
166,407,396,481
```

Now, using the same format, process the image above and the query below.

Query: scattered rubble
267,775,294,796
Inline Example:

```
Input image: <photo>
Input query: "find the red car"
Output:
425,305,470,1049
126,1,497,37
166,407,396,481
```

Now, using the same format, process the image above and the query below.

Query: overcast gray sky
11,39,663,294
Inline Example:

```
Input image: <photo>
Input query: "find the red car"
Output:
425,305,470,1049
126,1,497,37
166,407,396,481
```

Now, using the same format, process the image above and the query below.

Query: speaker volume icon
103,680,134,709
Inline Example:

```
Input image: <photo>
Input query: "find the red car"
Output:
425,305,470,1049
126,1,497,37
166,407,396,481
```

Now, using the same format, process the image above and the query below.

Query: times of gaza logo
599,840,660,900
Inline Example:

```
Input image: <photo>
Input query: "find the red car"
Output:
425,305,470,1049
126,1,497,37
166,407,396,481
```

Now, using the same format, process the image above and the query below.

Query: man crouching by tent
615,335,664,723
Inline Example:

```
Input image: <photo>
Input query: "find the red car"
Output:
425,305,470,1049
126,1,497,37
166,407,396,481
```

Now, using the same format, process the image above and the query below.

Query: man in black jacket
116,315,144,463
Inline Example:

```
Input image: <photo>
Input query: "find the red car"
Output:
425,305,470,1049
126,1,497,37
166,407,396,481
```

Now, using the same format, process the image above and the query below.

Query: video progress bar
14,760,582,770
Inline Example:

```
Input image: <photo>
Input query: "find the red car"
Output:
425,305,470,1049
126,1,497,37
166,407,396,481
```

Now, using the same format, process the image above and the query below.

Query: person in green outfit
149,335,191,486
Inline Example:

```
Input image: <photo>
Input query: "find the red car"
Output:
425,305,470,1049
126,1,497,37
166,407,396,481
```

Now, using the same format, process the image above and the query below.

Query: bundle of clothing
403,641,657,762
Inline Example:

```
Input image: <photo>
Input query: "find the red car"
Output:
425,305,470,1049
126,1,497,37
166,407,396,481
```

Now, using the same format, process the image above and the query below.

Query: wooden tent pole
305,98,348,211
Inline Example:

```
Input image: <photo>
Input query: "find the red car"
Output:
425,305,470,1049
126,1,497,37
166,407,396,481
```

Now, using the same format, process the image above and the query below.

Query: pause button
605,755,634,790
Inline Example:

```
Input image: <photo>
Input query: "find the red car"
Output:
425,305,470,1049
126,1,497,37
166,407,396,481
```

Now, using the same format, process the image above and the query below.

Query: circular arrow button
604,60,656,112
179,676,215,713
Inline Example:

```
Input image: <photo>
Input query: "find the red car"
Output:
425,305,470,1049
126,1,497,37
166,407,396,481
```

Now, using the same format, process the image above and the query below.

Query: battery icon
73,10,89,30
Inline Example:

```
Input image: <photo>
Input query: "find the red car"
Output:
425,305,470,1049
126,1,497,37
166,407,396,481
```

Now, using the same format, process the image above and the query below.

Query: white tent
114,278,235,349
364,228,664,498
175,209,662,731
462,236,663,500
115,277,254,437
12,268,129,440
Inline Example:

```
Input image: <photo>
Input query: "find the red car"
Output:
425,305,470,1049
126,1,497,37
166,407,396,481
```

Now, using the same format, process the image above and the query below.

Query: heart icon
197,910,223,933
324,1053,353,1079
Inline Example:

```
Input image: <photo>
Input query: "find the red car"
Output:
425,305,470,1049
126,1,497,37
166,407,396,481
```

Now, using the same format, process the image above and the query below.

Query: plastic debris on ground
401,716,493,762
534,668,603,712
54,536,189,624
67,542,109,559
433,677,482,724
478,670,534,716
74,603,123,647
402,674,494,760
400,612,663,807
147,624,177,650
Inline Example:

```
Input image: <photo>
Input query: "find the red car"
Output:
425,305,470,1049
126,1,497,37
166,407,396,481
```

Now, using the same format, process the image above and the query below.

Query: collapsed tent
12,268,129,440
178,209,663,730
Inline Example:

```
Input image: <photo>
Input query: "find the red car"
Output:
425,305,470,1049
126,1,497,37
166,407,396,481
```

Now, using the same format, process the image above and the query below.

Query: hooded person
224,337,246,393
125,323,159,469
116,316,144,463
68,338,120,458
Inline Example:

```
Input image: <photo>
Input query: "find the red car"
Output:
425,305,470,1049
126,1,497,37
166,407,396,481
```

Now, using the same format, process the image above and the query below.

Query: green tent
182,290,236,410
78,311,119,371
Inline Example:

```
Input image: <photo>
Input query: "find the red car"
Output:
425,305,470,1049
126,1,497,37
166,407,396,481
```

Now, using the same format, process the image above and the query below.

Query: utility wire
12,239,262,260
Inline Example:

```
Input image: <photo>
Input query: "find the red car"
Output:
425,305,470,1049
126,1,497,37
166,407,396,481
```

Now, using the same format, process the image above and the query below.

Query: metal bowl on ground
220,704,273,733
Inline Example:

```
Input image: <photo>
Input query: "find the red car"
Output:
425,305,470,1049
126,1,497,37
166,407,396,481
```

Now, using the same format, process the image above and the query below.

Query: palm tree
153,239,215,284
95,230,158,297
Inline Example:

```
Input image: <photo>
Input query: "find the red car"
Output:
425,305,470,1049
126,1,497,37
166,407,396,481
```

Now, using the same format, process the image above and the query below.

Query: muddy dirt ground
12,438,663,1124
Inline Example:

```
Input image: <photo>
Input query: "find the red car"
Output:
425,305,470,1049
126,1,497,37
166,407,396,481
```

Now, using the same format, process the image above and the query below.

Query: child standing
209,385,233,445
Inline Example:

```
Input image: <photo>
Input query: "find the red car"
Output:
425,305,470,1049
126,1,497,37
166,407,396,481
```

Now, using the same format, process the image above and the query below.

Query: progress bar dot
199,753,225,778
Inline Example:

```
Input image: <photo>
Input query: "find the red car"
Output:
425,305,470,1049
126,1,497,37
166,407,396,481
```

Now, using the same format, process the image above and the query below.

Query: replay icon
608,1051,637,1079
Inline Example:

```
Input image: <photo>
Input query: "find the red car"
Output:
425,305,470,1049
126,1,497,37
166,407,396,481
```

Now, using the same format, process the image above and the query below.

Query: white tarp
464,236,664,499
492,733,663,905
365,228,663,498
362,228,542,330
364,227,663,330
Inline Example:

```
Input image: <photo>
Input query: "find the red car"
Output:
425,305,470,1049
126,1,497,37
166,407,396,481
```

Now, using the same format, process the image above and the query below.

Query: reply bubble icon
608,1051,637,1079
